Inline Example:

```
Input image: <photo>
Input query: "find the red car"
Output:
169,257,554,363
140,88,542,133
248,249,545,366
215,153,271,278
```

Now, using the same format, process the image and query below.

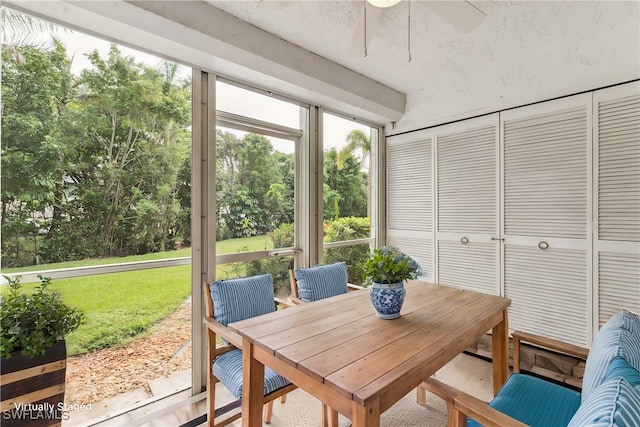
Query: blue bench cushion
213,349,291,400
604,356,640,387
294,262,348,302
582,310,640,402
209,274,275,326
467,373,581,427
569,377,640,427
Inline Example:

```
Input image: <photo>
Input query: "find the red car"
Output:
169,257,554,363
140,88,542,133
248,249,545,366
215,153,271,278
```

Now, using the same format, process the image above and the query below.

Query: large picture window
1,8,193,422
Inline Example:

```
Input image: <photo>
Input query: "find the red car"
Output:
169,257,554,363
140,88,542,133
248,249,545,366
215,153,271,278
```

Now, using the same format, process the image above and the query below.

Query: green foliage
363,246,422,285
0,275,84,358
323,149,368,219
1,41,191,267
242,257,294,298
337,129,371,170
1,27,370,271
323,217,371,285
216,131,294,240
268,223,294,248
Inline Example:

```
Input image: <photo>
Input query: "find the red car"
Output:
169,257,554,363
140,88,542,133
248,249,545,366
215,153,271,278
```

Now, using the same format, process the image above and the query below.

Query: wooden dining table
228,281,511,427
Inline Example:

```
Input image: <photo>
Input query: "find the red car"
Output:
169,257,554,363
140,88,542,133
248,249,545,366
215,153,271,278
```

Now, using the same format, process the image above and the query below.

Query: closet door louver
435,115,499,294
505,245,588,345
386,130,433,280
502,95,591,347
594,82,640,328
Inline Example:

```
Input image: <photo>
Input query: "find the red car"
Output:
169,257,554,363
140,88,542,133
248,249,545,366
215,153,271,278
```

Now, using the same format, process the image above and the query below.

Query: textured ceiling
207,0,638,98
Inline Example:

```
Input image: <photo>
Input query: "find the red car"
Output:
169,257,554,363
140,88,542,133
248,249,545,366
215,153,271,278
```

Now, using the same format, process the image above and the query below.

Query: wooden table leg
241,337,264,427
322,404,339,427
491,308,509,395
351,398,380,427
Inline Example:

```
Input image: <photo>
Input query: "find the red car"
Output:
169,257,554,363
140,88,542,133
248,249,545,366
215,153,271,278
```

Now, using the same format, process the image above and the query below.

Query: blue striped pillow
569,377,640,427
209,274,275,326
582,310,640,402
604,356,640,387
294,262,348,302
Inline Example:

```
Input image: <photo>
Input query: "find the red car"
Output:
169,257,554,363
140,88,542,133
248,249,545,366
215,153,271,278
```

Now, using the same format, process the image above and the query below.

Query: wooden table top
229,281,511,413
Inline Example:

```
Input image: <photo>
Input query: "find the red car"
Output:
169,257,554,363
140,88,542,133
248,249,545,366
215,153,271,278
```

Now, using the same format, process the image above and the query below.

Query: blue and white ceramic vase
370,281,406,319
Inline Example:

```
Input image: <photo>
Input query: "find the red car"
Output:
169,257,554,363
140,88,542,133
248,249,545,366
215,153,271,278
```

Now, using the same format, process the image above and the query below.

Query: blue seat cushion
582,310,640,402
294,262,348,302
209,274,276,326
568,377,640,427
603,356,640,387
467,373,581,427
213,349,291,400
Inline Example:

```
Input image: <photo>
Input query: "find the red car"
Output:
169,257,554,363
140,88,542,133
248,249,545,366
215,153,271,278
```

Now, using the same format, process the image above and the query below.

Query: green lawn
54,266,191,356
1,235,273,356
2,234,271,274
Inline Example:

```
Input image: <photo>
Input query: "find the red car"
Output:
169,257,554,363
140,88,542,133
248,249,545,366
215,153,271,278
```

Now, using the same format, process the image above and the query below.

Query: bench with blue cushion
424,310,640,427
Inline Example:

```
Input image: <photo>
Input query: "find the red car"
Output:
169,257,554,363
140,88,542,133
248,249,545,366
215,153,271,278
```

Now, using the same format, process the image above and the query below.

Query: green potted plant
363,246,422,319
1,275,84,425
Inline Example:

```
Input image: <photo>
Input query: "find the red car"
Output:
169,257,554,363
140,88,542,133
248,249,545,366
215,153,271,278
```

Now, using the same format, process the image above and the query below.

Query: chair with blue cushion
289,262,365,426
203,274,297,427
289,261,364,305
421,310,640,427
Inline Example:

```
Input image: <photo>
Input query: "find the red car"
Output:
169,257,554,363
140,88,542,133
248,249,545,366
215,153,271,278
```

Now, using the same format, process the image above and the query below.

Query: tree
52,45,191,257
1,8,68,62
2,41,192,265
337,129,371,170
1,42,73,266
216,132,292,239
323,148,368,219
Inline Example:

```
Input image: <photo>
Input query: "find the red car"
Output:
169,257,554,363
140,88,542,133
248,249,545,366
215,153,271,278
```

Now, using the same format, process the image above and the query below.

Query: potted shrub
1,275,84,425
364,246,422,319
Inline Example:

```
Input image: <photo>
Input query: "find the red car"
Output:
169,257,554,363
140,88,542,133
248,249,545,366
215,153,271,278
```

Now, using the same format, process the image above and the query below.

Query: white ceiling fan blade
348,5,384,58
422,1,486,33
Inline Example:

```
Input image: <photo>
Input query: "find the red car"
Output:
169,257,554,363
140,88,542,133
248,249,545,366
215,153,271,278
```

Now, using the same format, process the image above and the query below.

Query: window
215,81,306,296
1,8,193,422
321,112,378,285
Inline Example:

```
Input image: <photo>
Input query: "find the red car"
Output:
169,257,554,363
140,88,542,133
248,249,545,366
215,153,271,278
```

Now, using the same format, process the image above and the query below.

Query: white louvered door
386,130,434,281
593,82,640,330
502,94,592,346
435,114,500,295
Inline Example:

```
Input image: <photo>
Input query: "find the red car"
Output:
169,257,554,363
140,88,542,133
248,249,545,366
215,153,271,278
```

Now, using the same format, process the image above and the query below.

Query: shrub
323,217,371,285
1,275,84,358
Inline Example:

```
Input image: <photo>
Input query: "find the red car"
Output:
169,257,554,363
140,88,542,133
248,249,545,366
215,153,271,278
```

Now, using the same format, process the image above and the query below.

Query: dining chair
289,261,365,427
289,261,365,305
203,274,297,427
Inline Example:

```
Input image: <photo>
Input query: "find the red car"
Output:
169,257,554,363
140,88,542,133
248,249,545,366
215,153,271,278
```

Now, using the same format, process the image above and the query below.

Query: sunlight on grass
53,266,191,356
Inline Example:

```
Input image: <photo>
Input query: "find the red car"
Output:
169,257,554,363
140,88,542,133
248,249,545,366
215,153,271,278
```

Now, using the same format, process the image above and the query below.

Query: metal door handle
461,237,469,245
538,241,549,250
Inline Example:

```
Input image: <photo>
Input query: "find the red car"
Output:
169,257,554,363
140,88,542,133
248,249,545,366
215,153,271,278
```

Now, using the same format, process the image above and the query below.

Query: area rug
230,353,493,427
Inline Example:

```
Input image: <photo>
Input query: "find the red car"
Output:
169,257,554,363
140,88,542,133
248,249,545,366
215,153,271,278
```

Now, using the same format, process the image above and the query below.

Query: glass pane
215,127,296,255
217,81,301,129
322,113,374,284
0,8,192,423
